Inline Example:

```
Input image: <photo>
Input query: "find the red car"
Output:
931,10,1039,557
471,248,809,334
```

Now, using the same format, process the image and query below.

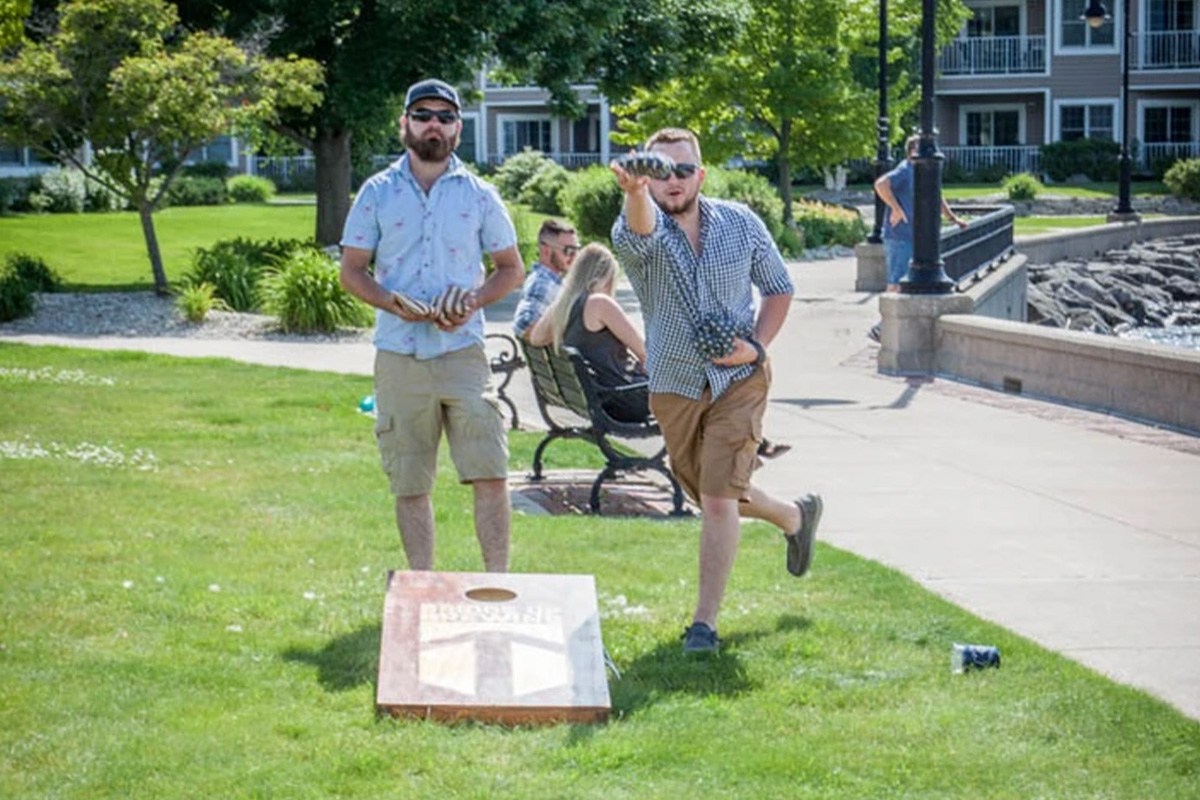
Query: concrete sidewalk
3,256,1198,721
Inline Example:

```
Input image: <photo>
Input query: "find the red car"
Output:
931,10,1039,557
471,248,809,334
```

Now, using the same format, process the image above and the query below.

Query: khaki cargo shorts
650,360,770,502
372,346,508,497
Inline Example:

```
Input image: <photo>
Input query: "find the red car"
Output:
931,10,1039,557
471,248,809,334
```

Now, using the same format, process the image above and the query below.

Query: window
1060,0,1116,48
965,109,1022,146
1148,0,1196,31
967,4,1021,37
1144,105,1194,143
1060,104,1115,140
501,119,552,156
456,116,478,163
0,144,22,165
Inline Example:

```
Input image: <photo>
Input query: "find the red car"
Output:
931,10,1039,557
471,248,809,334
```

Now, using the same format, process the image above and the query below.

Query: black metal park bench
519,340,687,516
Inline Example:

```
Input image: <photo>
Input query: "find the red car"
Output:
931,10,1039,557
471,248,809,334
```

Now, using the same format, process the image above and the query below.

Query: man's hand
610,151,651,195
433,289,478,333
711,338,759,367
391,292,432,322
887,206,908,227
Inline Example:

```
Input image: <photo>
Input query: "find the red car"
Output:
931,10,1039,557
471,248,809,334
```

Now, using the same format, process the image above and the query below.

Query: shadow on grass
610,615,811,718
281,623,380,692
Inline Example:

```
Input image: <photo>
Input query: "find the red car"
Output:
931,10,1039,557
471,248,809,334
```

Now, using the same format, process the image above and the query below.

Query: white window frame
497,113,557,157
963,0,1027,37
959,103,1027,146
1053,98,1120,141
1137,97,1200,143
1055,0,1121,54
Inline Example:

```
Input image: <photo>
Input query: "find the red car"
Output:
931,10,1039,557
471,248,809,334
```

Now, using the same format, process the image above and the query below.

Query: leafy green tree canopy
0,0,323,293
0,0,31,48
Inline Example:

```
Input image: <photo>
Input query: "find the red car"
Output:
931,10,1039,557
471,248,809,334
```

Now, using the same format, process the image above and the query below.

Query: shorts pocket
373,413,397,472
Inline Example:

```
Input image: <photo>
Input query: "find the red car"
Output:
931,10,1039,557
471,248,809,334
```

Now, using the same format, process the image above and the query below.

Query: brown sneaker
786,493,823,577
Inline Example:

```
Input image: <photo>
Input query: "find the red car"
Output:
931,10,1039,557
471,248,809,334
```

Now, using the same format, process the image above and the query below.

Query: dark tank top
562,293,649,422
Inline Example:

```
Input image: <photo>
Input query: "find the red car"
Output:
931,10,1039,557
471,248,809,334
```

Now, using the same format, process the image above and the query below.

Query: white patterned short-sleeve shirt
340,154,517,360
612,196,793,400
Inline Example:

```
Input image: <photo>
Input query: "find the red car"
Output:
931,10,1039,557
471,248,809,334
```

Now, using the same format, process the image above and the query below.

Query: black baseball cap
404,79,461,111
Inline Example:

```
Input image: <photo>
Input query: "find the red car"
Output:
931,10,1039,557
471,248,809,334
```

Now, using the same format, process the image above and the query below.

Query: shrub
258,249,374,333
1003,172,1043,201
83,172,126,213
518,161,570,215
1164,158,1200,201
703,166,784,240
227,174,277,203
175,281,228,323
506,203,541,271
183,237,317,311
166,176,228,207
775,226,805,258
494,149,554,201
559,165,623,244
28,168,86,213
1041,138,1120,182
182,161,231,180
793,200,868,248
971,161,1010,183
0,177,38,214
5,252,63,292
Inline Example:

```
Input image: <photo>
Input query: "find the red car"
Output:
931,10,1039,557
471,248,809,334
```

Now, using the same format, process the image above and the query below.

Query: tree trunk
138,199,170,295
314,127,353,247
778,118,794,227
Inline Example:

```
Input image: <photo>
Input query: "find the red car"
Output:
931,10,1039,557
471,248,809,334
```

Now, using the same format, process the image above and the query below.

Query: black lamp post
868,0,890,245
900,0,954,294
1082,0,1138,218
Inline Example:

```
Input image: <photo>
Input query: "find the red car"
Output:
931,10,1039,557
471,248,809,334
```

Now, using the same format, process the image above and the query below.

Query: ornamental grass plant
2,344,1198,799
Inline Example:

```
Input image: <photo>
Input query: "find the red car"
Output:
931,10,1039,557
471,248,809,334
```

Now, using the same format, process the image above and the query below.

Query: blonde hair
543,243,620,350
646,127,702,164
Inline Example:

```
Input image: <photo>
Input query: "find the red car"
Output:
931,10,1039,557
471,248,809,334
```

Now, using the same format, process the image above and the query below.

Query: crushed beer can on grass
951,643,1001,673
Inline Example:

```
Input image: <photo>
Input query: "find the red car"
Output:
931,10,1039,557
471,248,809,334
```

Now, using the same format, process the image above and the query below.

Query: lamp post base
1106,210,1141,224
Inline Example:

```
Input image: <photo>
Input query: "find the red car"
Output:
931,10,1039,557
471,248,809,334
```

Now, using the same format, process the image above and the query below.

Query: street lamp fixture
1081,0,1139,219
867,0,890,245
900,0,954,293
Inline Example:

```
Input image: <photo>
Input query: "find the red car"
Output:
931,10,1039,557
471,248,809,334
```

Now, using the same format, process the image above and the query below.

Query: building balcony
1136,30,1200,70
938,35,1046,76
485,152,605,168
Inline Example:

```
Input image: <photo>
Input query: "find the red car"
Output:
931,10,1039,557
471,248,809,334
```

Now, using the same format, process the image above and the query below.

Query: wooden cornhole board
376,571,610,724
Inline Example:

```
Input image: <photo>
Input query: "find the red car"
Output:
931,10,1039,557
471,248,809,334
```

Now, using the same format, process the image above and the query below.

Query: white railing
1140,141,1200,170
485,152,605,168
254,155,315,188
938,35,1046,75
941,145,1042,175
1137,30,1200,70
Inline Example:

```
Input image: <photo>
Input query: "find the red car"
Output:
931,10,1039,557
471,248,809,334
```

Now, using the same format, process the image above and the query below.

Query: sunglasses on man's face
653,163,700,181
408,109,460,124
539,241,579,257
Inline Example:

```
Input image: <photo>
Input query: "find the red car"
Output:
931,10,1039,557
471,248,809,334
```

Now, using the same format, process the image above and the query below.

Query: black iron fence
941,205,1016,288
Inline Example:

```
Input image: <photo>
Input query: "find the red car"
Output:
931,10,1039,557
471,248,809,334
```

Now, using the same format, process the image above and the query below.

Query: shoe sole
786,493,823,577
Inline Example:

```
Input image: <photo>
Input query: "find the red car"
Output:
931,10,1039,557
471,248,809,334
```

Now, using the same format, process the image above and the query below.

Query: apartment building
935,0,1200,176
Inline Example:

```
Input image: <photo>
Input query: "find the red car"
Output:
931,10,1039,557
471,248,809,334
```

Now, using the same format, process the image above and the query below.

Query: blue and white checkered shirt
340,154,517,360
612,196,793,400
512,262,562,340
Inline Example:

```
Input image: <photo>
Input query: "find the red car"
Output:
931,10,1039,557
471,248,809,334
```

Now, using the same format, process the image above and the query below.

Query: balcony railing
941,145,1042,175
1141,141,1200,170
485,152,605,168
938,35,1046,75
1136,30,1200,70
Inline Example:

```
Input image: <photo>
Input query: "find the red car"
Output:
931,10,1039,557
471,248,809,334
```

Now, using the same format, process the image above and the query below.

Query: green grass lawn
0,205,317,291
2,343,1198,799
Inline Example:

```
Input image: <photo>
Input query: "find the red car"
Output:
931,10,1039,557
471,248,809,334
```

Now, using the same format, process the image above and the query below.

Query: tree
0,0,31,48
0,0,322,293
612,0,969,225
174,0,744,245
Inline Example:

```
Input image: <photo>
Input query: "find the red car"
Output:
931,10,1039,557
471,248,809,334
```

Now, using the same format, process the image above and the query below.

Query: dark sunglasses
653,162,700,180
539,241,579,256
408,109,460,124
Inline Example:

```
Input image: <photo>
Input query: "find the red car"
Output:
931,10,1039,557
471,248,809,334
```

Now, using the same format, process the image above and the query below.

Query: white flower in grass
209,584,221,593
122,580,134,589
361,566,370,573
226,624,243,633
303,591,317,601
155,576,165,583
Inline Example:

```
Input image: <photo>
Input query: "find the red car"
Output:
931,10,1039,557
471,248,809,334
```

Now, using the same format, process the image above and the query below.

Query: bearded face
402,103,461,163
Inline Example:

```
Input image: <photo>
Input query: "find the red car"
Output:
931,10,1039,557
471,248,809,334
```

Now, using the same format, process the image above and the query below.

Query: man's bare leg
694,494,742,628
739,485,802,534
472,478,511,572
395,493,435,570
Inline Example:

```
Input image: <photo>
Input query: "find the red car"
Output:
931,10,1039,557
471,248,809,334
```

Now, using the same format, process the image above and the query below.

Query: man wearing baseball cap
339,78,524,573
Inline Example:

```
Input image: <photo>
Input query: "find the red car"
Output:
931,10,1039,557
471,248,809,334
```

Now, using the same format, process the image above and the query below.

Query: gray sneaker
786,493,823,577
682,622,720,654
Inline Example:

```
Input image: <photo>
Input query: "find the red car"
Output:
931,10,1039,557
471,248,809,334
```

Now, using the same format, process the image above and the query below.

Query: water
1117,325,1200,352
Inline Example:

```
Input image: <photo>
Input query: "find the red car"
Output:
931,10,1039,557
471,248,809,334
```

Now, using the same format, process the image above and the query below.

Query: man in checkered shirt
611,128,823,655
512,219,580,341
